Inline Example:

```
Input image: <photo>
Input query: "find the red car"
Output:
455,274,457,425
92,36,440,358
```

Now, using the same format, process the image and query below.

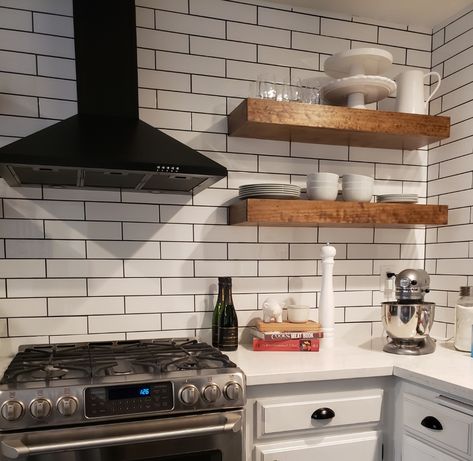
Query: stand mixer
382,268,436,355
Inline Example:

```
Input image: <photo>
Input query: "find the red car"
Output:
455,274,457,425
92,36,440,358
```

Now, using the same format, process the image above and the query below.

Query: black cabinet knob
311,407,335,420
421,415,443,431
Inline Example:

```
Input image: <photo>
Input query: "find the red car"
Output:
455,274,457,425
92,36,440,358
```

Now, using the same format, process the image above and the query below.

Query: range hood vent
0,0,227,194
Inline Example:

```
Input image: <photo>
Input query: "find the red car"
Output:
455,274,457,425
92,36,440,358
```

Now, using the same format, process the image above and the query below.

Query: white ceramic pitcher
395,70,441,114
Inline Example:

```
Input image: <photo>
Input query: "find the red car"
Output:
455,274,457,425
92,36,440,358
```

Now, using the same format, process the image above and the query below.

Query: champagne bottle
218,277,238,351
212,277,226,348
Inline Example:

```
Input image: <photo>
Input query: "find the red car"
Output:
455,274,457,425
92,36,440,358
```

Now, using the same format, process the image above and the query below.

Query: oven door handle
1,411,243,459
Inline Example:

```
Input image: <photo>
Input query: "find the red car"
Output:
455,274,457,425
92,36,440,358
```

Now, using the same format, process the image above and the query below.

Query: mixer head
392,268,430,302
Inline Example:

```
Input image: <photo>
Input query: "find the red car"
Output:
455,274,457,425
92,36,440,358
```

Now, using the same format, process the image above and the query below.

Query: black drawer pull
421,416,443,431
311,407,335,420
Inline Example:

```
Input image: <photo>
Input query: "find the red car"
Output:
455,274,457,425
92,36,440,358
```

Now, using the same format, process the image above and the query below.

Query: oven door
0,410,243,461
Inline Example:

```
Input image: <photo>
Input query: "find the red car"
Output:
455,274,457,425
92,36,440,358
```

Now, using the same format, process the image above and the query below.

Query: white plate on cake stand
324,48,393,79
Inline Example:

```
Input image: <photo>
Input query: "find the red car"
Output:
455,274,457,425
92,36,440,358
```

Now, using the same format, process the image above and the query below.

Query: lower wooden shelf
229,199,448,227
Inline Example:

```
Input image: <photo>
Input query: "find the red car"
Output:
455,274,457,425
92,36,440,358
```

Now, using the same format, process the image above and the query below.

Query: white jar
454,286,473,352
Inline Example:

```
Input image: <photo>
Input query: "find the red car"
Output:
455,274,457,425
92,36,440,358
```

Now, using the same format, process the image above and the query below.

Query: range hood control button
224,382,242,401
57,396,78,416
1,400,24,422
30,398,52,419
202,384,221,403
179,385,199,406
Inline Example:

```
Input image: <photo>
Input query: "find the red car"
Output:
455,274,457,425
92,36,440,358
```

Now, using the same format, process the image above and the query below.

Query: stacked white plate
238,183,301,199
376,194,418,203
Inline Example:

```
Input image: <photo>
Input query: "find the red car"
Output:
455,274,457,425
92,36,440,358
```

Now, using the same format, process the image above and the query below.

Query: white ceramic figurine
262,298,283,323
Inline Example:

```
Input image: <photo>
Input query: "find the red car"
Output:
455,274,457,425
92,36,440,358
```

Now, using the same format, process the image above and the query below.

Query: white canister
454,286,473,352
395,70,441,115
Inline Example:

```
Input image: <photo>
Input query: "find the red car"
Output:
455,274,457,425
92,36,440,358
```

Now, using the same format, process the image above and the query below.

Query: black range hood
0,0,227,193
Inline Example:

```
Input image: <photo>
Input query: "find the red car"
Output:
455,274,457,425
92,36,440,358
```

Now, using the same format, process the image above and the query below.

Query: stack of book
251,319,323,351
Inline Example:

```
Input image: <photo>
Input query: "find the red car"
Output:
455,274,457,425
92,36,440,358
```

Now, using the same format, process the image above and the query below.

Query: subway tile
140,108,191,130
192,76,253,98
345,306,381,322
156,50,225,77
87,241,160,259
138,48,156,69
0,7,32,30
4,199,84,220
259,227,317,243
259,7,319,33
445,46,473,77
121,192,192,205
196,292,256,311
323,259,373,276
195,260,257,277
0,280,5,297
161,242,226,260
137,28,189,53
45,221,122,240
445,10,473,42
293,32,349,55
433,28,473,67
439,189,473,208
47,259,123,278
158,90,226,114
125,260,193,277
136,0,188,13
160,205,227,224
439,154,473,178
9,316,87,336
0,180,39,200
139,88,157,107
38,55,75,80
52,333,126,343
442,81,473,111
39,99,77,119
123,222,193,241
379,27,431,51
0,94,38,117
438,224,473,242
0,115,55,138
346,275,379,291
191,114,227,133
155,11,225,38
406,49,431,68
290,243,346,260
88,278,160,296
190,0,256,23
86,202,159,222
0,50,36,74
204,152,257,172
0,259,44,277
333,290,372,307
0,337,49,355
291,142,348,161
89,314,161,333
136,6,155,28
376,164,427,181
0,298,47,317
0,29,74,57
234,277,289,294
259,155,318,176
7,278,86,297
436,258,473,275
162,312,209,330
429,173,472,196
400,244,424,260
432,29,445,50
192,188,236,207
228,137,290,156
0,219,43,238
349,146,402,164
351,42,406,65
259,260,316,276
430,275,467,291
194,224,257,242
258,45,318,70
48,297,124,316
139,69,190,91
226,61,290,83
374,228,426,244
162,277,216,295
33,12,73,37
6,239,85,259
321,18,377,42
228,243,288,260
227,22,290,47
125,295,194,313
43,187,120,202
319,227,374,243
161,129,226,151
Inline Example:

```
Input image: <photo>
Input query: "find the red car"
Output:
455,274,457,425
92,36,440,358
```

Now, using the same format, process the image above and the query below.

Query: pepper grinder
320,243,336,348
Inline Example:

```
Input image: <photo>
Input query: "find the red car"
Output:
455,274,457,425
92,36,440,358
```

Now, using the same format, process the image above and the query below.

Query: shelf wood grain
229,199,448,227
228,98,450,150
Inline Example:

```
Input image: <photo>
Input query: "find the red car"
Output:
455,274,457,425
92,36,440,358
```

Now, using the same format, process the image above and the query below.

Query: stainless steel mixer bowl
382,302,435,342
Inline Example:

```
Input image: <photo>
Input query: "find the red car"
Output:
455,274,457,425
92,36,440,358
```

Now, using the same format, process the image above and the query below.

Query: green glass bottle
212,277,226,348
218,277,238,351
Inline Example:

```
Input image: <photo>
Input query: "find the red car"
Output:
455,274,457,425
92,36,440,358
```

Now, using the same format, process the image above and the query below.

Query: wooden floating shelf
229,199,448,228
228,98,450,150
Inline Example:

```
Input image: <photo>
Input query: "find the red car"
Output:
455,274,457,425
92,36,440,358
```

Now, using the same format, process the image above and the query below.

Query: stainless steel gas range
0,338,246,461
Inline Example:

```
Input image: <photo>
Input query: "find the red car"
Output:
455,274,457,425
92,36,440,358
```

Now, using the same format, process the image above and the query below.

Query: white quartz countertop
227,339,473,401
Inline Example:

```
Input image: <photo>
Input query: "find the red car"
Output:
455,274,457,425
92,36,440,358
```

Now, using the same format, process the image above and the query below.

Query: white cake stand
320,75,396,109
324,48,393,79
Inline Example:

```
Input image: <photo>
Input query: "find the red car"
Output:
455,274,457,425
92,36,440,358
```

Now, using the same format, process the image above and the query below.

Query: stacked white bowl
306,172,339,200
341,174,374,202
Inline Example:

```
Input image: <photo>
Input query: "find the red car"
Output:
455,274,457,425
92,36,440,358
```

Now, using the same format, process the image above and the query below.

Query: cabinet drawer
403,393,473,457
403,434,462,461
255,388,383,436
254,430,381,461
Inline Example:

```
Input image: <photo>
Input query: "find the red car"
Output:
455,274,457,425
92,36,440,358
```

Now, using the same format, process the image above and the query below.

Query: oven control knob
30,398,52,419
202,384,221,403
57,396,78,416
179,385,199,405
223,382,242,401
1,400,24,422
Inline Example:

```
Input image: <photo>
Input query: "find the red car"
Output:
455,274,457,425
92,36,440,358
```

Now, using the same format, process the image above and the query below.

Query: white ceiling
264,0,473,28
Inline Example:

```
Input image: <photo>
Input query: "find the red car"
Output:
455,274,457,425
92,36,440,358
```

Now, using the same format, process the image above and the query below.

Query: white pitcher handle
424,71,441,106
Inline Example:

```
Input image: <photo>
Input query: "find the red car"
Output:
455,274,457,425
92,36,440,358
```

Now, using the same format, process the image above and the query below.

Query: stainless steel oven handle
1,411,242,459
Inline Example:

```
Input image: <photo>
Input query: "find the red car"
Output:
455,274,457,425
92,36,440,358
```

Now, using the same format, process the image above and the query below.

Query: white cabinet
403,434,462,461
245,378,389,461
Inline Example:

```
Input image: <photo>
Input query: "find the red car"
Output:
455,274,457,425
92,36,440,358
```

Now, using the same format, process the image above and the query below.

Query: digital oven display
108,385,151,400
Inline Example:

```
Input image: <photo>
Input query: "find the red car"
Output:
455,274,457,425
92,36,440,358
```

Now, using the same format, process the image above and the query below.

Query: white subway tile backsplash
123,222,193,241
0,259,44,277
160,205,226,224
155,11,225,38
374,228,425,244
445,9,473,42
0,219,43,238
347,244,400,259
319,227,373,243
49,297,124,316
228,137,290,156
161,242,226,260
429,173,472,196
0,94,38,117
162,312,209,330
9,316,87,336
33,12,73,37
433,27,473,67
0,50,36,74
136,7,155,28
87,241,160,259
258,45,318,70
259,155,318,175
136,0,188,13
88,278,160,296
293,32,349,55
139,69,190,91
86,202,159,222
126,295,194,313
259,227,317,243
0,298,46,317
7,278,86,298
158,91,226,114
0,115,54,138
45,221,121,240
227,22,290,47
162,277,216,295
156,50,225,77
379,27,431,51
259,7,319,34
192,76,253,98
125,259,193,277
228,243,288,260
47,259,123,278
4,199,83,220
137,28,189,53
259,260,315,276
89,314,161,333
192,188,236,206
140,108,191,130
195,260,257,277
194,224,257,242
406,49,431,68
190,0,256,23
0,7,32,31
122,192,192,205
321,18,377,42
39,98,76,119
191,114,228,133
6,239,85,259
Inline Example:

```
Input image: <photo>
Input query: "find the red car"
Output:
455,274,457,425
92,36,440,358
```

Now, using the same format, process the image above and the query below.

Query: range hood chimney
0,0,227,193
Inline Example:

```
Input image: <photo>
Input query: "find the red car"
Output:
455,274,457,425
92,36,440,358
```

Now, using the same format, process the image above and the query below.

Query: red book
252,338,320,352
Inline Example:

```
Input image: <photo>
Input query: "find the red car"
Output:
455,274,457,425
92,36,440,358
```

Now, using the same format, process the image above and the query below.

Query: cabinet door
402,435,462,461
254,430,381,461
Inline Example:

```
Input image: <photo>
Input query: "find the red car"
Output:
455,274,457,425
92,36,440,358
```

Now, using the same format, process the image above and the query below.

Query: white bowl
307,186,338,201
307,172,339,182
342,188,373,202
286,304,310,323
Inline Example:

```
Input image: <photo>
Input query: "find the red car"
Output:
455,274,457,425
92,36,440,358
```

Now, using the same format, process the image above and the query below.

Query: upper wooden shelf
229,199,448,228
228,98,450,150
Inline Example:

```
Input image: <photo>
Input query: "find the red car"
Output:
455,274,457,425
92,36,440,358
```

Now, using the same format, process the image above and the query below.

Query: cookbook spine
253,330,323,340
252,338,320,351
